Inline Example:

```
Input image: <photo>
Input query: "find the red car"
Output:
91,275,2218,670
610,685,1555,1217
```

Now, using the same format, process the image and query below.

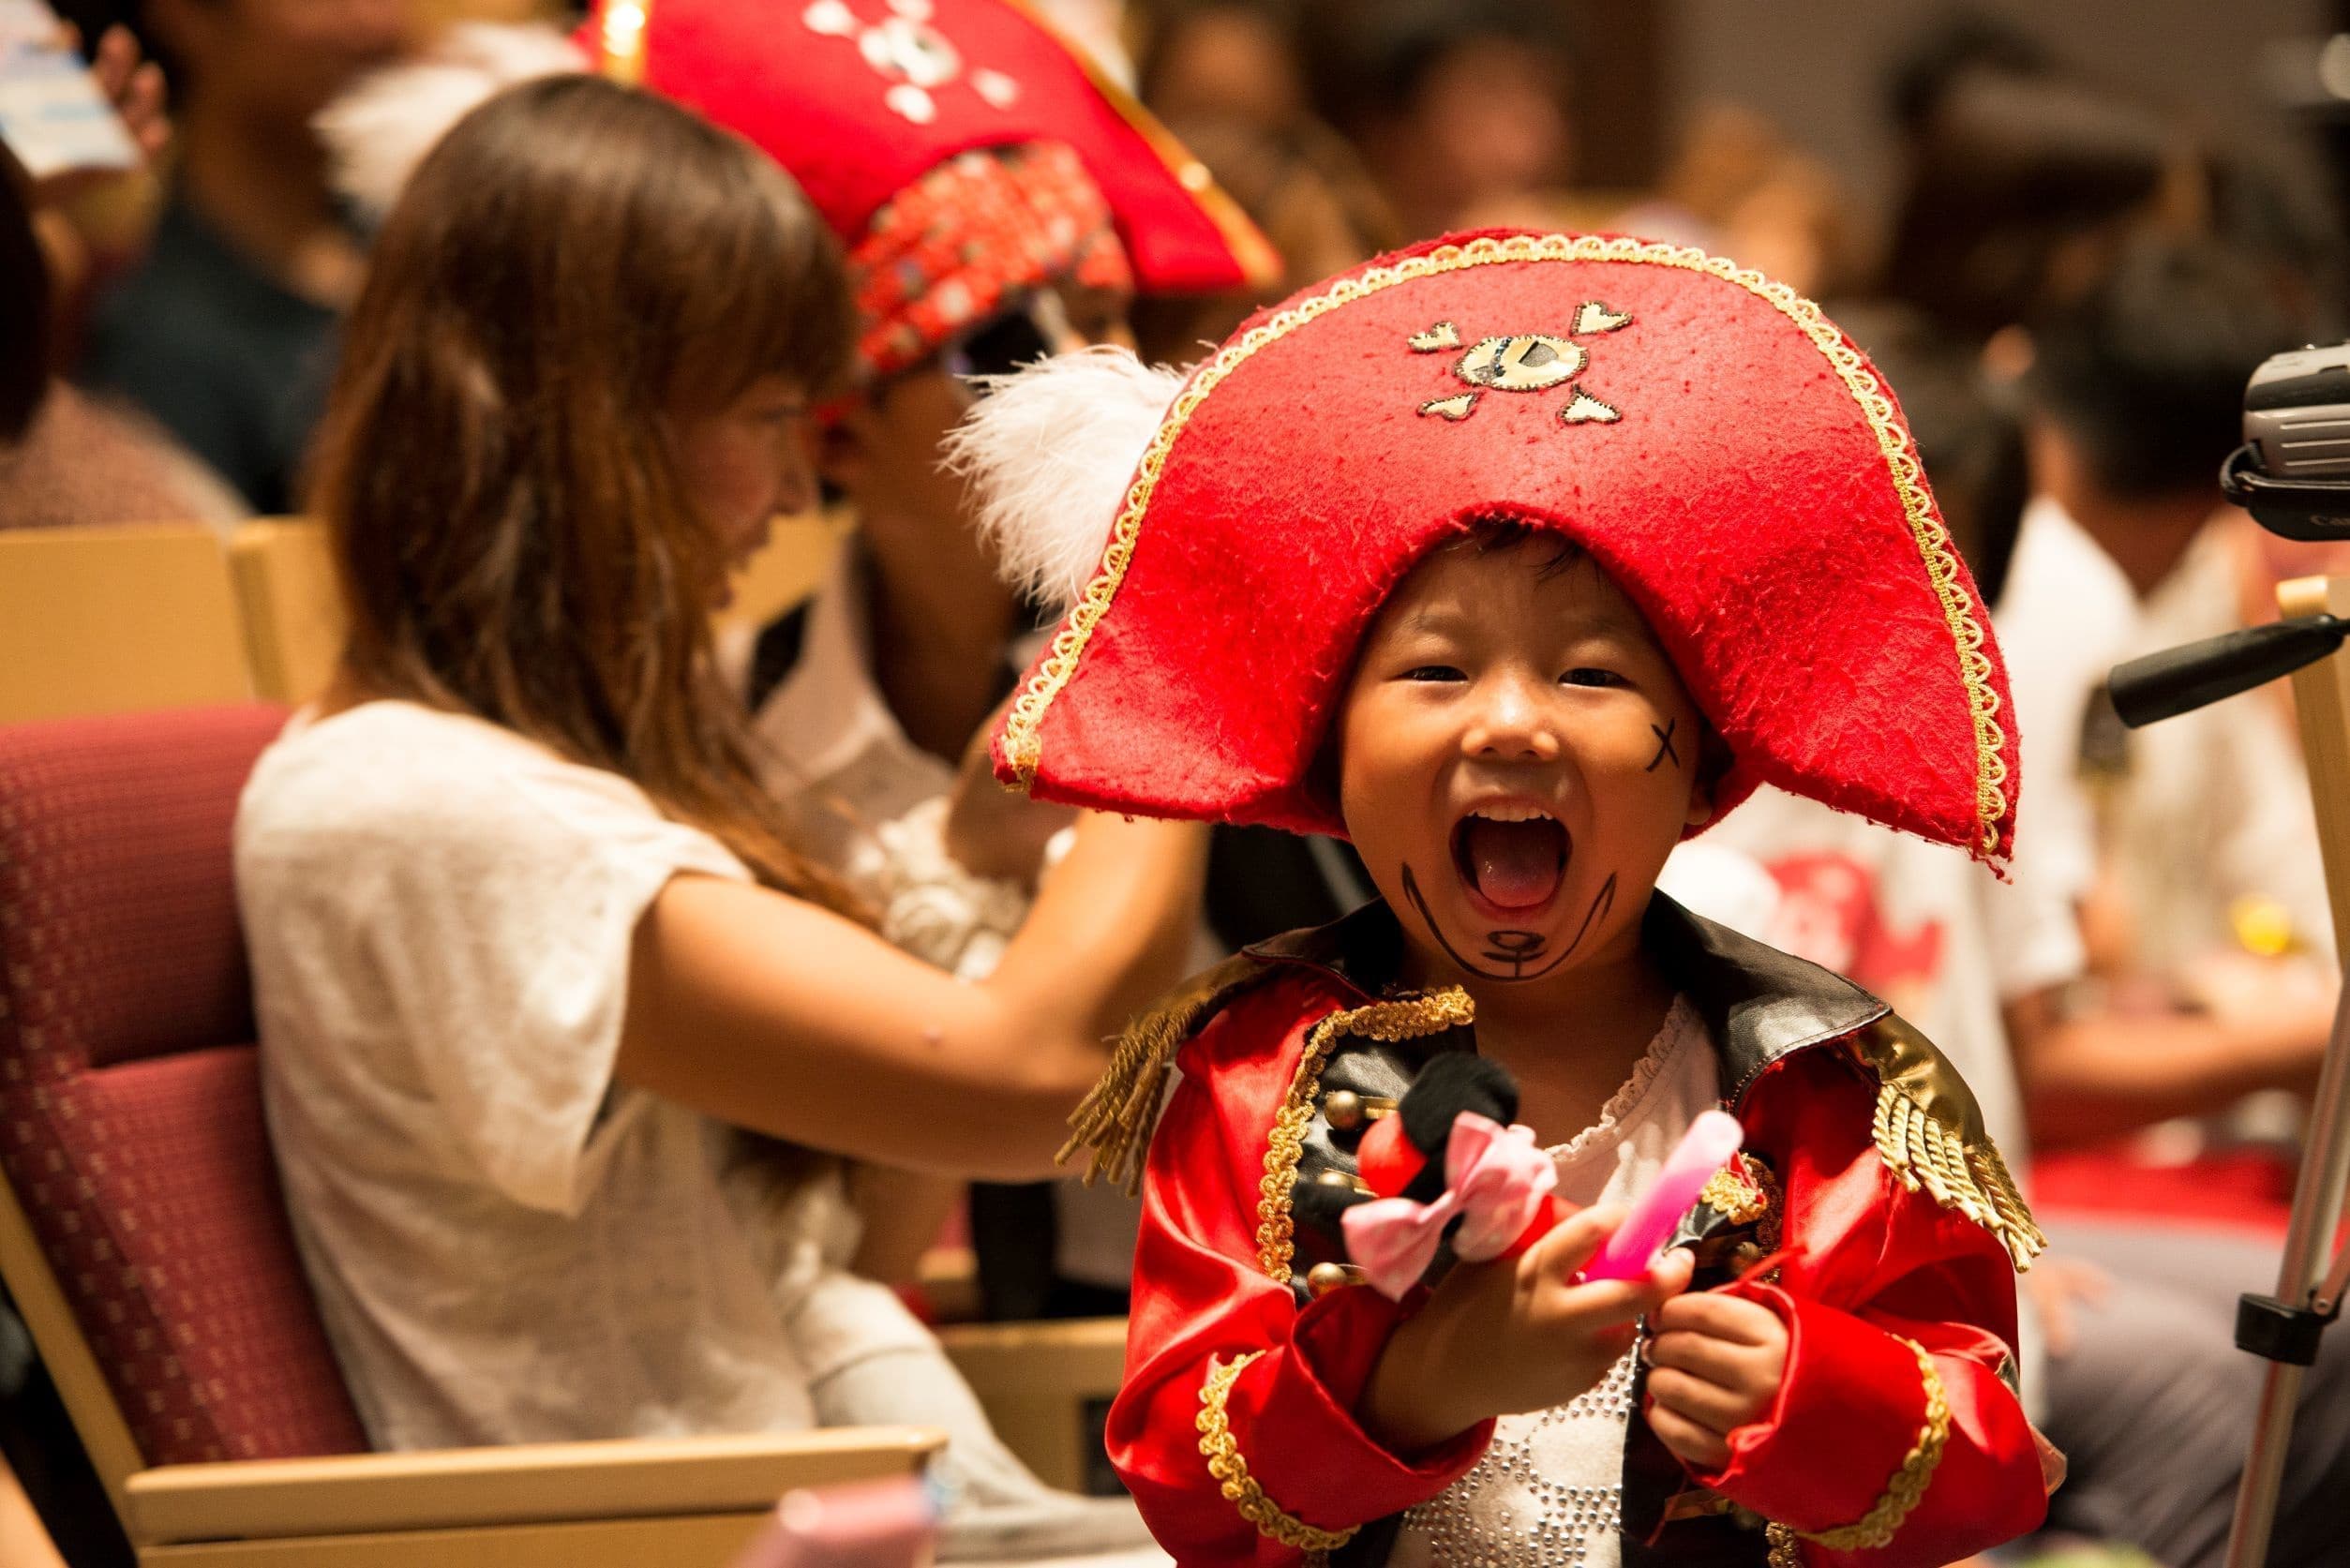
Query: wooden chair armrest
124,1426,944,1546
937,1319,1128,1493
936,1317,1128,1397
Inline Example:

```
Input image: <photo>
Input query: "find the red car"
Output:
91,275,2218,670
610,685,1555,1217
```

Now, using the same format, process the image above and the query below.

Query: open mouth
1451,805,1569,911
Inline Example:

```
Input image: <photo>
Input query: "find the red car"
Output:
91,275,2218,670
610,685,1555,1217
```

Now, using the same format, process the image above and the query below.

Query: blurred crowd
7,3,2350,1566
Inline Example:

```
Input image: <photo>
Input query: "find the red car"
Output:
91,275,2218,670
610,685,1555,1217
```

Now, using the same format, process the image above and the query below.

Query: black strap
744,602,813,712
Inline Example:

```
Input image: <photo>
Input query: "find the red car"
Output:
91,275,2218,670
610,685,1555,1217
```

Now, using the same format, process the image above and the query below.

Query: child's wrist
1358,1308,1485,1454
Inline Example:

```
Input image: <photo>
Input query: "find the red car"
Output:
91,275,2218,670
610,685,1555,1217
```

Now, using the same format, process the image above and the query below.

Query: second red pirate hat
580,0,1279,296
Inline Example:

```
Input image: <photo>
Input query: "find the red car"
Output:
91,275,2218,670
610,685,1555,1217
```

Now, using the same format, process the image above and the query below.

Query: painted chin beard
1400,861,1618,983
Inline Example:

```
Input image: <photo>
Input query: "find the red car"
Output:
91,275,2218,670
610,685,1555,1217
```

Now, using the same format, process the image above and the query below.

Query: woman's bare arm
616,812,1205,1179
2004,985,2331,1148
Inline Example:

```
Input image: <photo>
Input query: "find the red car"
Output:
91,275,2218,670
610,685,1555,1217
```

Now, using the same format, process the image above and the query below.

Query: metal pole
2223,974,2350,1568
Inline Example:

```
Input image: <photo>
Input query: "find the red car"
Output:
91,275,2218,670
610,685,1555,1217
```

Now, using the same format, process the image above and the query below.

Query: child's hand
1643,1291,1790,1470
1360,1204,1693,1454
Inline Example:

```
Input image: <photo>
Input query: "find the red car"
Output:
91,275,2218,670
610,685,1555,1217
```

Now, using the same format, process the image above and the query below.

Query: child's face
1336,538,1714,988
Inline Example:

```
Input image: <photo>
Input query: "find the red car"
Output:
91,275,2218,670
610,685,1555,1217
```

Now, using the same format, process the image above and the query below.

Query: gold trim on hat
998,231,2013,860
995,0,1281,291
1254,990,1474,1286
595,0,651,84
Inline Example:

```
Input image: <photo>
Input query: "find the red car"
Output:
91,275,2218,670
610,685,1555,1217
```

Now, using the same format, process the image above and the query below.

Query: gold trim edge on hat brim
996,0,1283,292
999,231,2013,860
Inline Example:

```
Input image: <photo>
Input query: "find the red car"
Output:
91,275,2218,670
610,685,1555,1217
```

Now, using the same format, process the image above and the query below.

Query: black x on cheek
1645,718,1682,773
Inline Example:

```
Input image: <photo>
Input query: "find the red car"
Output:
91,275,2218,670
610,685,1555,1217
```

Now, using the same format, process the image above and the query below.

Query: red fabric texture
1110,974,1491,1563
2032,1143,2298,1236
0,706,367,1464
996,230,2020,865
850,141,1134,381
1113,977,2045,1565
1683,1049,2045,1563
581,0,1276,294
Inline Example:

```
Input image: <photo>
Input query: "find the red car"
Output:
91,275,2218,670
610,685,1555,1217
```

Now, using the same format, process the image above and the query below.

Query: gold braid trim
1854,1017,2047,1271
1699,1156,1771,1226
1873,1083,2046,1270
1256,990,1475,1283
1792,1337,1952,1551
1060,950,1272,1194
1198,1352,1360,1553
1000,231,2010,859
1765,1522,1804,1567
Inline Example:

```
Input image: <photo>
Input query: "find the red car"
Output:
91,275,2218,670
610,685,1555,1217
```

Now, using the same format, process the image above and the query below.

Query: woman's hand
941,700,1077,886
21,24,170,329
1644,1290,1790,1469
1361,1206,1694,1454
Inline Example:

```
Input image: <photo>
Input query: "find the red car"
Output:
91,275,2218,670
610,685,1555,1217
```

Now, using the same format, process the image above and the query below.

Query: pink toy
1578,1109,1745,1282
730,1476,940,1568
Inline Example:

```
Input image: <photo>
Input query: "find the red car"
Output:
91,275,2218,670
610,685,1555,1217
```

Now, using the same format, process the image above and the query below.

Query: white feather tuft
317,23,591,221
941,347,1190,611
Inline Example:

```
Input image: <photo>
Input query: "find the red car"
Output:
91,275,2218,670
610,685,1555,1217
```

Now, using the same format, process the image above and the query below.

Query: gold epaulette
1853,1016,2047,1271
1058,949,1280,1194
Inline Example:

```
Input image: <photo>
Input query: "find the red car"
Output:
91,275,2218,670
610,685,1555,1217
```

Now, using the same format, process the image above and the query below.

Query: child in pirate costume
948,231,2058,1565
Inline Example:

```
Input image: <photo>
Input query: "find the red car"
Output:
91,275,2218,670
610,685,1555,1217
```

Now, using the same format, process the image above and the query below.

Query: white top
1995,499,2334,970
1391,999,1717,1568
750,550,1142,1287
238,700,850,1451
750,548,961,898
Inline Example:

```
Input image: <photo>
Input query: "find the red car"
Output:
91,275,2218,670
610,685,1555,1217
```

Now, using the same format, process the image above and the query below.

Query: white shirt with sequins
1390,996,1719,1568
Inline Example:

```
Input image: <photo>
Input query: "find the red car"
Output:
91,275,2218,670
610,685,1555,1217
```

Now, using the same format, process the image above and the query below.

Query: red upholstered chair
0,705,937,1567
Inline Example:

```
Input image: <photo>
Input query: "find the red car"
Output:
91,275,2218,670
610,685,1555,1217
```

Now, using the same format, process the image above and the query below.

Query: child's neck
1415,917,1681,1146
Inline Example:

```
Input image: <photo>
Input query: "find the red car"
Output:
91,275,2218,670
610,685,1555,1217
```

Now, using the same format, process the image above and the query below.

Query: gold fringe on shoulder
1058,950,1276,1193
1855,1018,2047,1270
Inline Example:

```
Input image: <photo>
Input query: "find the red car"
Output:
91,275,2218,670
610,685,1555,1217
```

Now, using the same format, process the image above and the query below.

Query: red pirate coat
1095,895,2050,1567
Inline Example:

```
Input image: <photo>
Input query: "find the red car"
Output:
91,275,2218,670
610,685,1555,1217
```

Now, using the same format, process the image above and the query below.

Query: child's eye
1402,665,1466,683
1559,667,1628,688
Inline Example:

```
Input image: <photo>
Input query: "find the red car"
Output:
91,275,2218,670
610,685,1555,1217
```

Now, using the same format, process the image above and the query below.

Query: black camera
2113,343,2350,726
2224,342,2350,540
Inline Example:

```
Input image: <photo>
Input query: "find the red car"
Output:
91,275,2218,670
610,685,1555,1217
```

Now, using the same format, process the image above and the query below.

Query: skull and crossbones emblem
802,0,1022,125
1409,302,1633,424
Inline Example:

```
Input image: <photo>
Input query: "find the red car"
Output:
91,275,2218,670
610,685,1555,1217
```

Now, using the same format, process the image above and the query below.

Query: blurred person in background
1997,237,2335,1153
330,0,1285,1326
2,81,240,530
1661,311,2350,1568
247,72,1201,1559
1130,1,1398,365
1880,65,2201,350
1300,0,1577,239
1136,0,1305,136
78,0,409,513
1125,106,1397,364
1611,102,1861,302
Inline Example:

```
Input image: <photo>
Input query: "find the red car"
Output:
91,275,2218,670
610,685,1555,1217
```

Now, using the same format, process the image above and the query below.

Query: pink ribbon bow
1340,1112,1559,1301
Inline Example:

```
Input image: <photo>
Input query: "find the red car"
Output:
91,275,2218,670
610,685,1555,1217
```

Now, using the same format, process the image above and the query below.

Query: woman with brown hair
233,73,1194,1554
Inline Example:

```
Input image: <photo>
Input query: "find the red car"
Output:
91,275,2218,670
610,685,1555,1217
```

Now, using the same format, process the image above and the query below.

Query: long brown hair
311,74,858,909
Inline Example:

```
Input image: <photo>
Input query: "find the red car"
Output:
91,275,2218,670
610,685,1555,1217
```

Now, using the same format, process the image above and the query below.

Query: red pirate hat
966,231,2020,862
581,0,1277,294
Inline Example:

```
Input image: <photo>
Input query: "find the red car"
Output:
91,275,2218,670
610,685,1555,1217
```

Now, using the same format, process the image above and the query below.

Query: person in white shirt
1996,237,2335,1150
237,78,1196,1560
1658,279,2350,1566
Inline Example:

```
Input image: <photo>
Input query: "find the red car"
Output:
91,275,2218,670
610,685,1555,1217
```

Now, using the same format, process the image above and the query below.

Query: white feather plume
318,23,591,221
942,347,1190,611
